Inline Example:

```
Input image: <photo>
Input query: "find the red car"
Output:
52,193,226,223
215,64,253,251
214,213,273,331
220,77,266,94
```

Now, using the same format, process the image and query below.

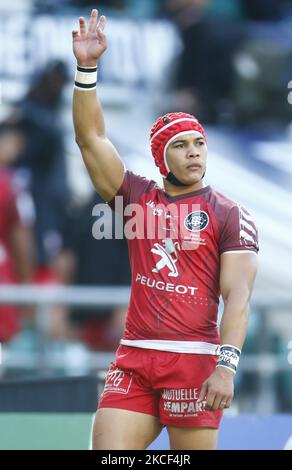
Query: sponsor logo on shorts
102,366,133,395
162,388,206,418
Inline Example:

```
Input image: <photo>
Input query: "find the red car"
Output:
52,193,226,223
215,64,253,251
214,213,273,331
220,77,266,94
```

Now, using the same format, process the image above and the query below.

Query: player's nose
187,144,200,158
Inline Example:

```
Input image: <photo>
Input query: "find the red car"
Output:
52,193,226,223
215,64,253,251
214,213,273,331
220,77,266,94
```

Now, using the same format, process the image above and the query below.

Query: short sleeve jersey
109,171,258,344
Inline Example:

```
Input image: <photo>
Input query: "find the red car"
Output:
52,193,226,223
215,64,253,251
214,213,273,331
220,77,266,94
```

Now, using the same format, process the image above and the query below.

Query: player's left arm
219,251,258,352
198,252,258,411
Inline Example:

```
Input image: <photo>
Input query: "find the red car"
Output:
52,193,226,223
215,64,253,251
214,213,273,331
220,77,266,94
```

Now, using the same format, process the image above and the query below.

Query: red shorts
98,345,223,428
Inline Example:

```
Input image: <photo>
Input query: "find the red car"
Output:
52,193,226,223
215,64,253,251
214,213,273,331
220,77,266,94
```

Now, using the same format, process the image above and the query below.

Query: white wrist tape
216,344,241,374
74,65,97,90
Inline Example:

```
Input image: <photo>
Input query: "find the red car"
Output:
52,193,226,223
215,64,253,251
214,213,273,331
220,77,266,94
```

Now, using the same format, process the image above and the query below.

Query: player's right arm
72,9,124,201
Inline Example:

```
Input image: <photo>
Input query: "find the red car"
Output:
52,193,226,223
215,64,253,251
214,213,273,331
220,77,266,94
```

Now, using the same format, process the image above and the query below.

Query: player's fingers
97,15,106,31
97,28,107,48
205,391,216,411
72,30,79,39
213,395,226,411
197,381,208,403
88,8,98,33
224,397,232,408
79,16,87,35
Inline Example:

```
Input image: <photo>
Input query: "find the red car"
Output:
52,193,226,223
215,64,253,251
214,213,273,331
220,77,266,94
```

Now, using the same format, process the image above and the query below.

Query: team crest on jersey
184,211,209,232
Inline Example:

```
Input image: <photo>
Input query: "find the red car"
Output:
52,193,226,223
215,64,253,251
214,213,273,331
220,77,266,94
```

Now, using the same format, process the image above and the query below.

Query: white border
150,117,199,142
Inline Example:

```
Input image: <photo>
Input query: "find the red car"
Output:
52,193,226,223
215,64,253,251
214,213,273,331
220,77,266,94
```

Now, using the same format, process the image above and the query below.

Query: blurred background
0,0,292,450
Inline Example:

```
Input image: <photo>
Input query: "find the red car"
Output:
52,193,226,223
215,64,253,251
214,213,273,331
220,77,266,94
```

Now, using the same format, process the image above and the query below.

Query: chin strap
165,172,188,187
166,171,206,187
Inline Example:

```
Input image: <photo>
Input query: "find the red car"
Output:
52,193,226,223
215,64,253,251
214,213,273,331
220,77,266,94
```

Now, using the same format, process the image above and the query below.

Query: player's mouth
186,163,202,170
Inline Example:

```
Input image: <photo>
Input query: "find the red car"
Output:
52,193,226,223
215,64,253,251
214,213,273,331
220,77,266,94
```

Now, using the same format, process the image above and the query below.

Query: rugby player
72,9,258,450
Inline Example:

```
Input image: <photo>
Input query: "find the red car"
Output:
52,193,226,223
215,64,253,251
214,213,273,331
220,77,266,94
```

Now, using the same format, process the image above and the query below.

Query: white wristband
216,344,241,374
74,65,97,91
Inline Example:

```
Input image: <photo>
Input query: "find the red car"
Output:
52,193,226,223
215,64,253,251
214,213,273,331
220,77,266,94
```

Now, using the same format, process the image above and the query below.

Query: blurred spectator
69,0,127,12
204,0,242,20
33,0,71,13
14,59,71,271
0,121,35,343
232,36,292,128
164,0,243,123
72,0,126,7
52,192,131,350
34,0,128,14
240,0,288,21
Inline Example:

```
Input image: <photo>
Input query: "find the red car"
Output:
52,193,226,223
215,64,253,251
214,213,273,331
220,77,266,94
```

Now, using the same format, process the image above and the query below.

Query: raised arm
72,9,124,201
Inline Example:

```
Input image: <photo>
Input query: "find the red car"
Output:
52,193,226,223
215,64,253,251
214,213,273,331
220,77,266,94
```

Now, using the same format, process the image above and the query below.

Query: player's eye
174,144,184,148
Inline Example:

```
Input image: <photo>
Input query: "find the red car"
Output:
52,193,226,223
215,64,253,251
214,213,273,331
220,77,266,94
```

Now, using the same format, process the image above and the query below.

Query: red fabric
0,170,21,283
111,171,258,344
150,112,206,176
33,266,60,285
98,345,223,428
79,318,119,351
0,170,22,342
0,170,20,242
0,307,21,342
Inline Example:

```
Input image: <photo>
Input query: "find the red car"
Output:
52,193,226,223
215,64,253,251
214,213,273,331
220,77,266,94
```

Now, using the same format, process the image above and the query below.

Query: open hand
72,9,107,67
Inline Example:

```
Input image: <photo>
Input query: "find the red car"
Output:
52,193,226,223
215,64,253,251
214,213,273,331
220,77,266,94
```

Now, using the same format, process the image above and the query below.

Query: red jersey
109,171,258,352
0,170,21,282
0,170,22,342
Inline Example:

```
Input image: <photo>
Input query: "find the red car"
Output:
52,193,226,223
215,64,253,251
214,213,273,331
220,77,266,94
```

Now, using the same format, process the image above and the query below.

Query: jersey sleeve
108,170,157,210
219,205,259,255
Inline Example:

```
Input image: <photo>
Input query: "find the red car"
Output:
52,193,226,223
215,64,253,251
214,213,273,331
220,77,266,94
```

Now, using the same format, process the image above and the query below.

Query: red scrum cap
149,112,206,177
